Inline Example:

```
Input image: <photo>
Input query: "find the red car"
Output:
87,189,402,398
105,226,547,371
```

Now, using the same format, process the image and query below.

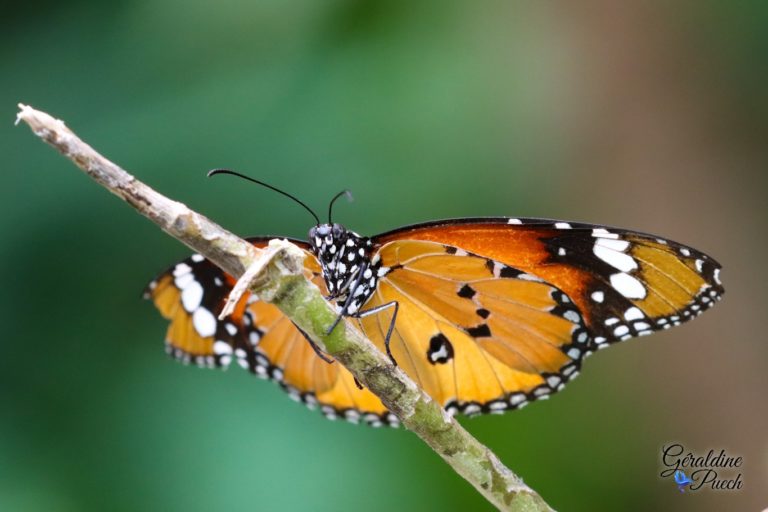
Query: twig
16,104,554,512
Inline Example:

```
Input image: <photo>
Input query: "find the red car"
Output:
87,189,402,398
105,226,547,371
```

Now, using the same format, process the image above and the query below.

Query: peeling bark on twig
16,104,554,512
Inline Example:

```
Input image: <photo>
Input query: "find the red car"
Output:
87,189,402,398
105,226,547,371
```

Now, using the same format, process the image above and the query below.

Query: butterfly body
308,223,381,314
145,217,723,426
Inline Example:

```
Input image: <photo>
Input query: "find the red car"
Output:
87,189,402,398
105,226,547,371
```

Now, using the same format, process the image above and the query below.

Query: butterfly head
309,223,346,261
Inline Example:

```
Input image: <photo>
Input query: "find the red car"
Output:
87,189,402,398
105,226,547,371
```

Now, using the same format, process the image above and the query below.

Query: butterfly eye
332,224,344,237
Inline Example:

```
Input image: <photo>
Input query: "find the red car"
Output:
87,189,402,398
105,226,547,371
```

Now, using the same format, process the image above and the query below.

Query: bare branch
16,103,554,512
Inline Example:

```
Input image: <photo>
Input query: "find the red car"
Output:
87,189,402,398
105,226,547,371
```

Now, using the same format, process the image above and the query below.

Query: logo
660,443,743,492
673,470,693,492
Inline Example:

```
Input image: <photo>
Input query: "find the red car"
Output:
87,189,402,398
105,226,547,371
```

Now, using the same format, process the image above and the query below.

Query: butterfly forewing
144,254,245,368
373,218,723,350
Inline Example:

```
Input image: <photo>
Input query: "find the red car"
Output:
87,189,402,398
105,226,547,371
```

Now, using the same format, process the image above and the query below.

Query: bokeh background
2,1,766,510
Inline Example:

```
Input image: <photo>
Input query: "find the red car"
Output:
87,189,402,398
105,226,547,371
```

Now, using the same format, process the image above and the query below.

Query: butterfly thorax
308,223,381,314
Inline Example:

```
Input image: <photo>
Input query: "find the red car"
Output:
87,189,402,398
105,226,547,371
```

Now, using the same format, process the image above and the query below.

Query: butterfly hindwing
239,273,397,426
357,239,587,415
145,238,398,426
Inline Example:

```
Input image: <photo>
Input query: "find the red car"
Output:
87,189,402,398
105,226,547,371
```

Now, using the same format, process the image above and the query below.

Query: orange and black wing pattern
144,238,399,426
143,252,246,369
356,239,588,416
145,217,723,426
374,217,724,351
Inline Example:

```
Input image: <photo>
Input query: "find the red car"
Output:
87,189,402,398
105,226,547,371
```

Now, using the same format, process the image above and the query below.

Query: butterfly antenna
328,189,354,223
207,169,320,225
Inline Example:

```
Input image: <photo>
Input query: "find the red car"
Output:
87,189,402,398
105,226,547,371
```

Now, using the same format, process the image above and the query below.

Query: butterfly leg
292,322,335,364
353,301,399,366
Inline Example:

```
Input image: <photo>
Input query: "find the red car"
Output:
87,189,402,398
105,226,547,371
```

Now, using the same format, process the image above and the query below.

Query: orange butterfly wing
145,218,723,425
355,239,588,415
144,238,396,426
374,218,723,349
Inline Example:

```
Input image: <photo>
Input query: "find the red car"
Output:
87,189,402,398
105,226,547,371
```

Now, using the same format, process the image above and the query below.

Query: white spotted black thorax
308,223,383,315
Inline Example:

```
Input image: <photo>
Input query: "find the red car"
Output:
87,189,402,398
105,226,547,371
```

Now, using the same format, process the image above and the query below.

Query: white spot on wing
192,308,217,337
563,310,581,323
546,375,562,387
190,254,204,263
591,290,604,303
464,404,481,415
213,340,232,355
430,344,449,362
592,228,619,239
173,263,192,276
554,222,572,229
593,241,637,272
595,238,630,252
181,280,204,312
507,218,522,224
509,394,526,406
174,273,194,290
624,306,644,321
610,272,646,299
613,325,630,337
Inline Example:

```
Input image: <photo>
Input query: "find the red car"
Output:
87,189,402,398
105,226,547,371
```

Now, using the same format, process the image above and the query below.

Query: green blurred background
2,1,766,510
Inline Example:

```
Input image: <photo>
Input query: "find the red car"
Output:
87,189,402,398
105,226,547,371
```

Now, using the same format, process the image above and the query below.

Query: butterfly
144,171,724,427
674,470,694,492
